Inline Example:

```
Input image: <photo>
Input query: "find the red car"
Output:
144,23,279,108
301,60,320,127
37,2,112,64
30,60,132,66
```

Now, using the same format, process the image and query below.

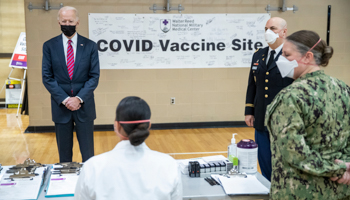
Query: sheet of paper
0,166,45,200
46,175,79,196
46,165,80,197
218,175,269,195
202,155,227,163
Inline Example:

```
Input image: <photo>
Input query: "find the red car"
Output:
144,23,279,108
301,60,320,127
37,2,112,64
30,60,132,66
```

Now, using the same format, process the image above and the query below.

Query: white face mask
276,55,298,79
264,29,280,44
277,38,323,79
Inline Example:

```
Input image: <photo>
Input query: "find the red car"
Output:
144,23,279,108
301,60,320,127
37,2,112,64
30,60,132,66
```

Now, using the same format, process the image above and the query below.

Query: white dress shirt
62,33,77,64
75,140,183,200
266,43,284,65
61,33,83,104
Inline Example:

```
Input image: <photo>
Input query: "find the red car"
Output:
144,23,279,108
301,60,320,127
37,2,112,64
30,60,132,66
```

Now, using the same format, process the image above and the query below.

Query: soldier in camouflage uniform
265,30,350,199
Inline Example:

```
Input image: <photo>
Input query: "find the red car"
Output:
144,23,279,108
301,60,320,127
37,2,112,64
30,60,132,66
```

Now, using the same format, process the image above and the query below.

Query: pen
210,177,220,185
204,177,214,186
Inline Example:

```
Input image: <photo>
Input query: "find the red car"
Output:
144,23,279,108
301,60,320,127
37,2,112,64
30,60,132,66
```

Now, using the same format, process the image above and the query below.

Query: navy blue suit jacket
244,46,293,131
42,34,100,124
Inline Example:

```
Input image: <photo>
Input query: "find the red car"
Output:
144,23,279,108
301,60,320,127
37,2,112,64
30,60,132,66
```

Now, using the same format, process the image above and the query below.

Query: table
36,168,270,200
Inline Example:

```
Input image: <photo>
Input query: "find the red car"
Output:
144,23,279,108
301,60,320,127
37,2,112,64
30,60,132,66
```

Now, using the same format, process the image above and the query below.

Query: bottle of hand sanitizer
228,133,238,163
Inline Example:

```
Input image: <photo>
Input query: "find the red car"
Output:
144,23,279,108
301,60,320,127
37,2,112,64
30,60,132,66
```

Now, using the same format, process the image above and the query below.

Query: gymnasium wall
22,0,350,127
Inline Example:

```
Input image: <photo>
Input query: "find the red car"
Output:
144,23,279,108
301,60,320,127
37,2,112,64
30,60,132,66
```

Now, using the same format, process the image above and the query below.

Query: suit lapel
267,48,282,71
56,35,70,80
73,34,85,81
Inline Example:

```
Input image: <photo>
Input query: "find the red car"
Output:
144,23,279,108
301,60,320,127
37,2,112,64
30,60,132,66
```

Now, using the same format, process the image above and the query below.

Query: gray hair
287,40,323,65
57,6,79,21
286,30,333,67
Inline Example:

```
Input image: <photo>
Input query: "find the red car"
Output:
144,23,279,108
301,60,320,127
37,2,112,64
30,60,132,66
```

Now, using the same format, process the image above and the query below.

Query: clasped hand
330,159,350,185
65,97,81,111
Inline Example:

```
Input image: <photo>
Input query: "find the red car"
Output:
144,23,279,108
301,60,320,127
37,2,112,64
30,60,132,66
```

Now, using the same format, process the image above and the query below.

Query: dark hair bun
320,45,333,67
116,96,151,146
128,123,150,146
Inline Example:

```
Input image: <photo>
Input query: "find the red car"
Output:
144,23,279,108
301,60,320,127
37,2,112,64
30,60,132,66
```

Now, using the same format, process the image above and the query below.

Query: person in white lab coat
75,96,183,200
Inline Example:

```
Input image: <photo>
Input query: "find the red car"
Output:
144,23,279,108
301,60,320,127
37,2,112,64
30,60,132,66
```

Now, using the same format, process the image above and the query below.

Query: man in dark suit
42,6,100,162
244,17,293,181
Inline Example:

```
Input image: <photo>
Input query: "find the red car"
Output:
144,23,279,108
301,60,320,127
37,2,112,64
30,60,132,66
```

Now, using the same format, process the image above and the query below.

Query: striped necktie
67,40,74,80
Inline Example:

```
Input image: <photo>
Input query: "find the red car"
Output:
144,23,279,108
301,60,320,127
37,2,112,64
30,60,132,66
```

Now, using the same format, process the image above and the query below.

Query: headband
308,38,322,52
119,119,150,124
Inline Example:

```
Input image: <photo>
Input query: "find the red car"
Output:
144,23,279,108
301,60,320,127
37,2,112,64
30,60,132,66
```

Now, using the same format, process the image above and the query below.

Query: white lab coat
75,140,182,200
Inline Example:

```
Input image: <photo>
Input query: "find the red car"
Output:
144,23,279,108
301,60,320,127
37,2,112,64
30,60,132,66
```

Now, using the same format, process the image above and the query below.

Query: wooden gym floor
0,109,259,173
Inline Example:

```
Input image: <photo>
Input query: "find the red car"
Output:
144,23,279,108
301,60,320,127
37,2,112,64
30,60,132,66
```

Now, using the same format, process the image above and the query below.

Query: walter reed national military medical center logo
160,18,203,33
160,19,171,33
97,17,263,53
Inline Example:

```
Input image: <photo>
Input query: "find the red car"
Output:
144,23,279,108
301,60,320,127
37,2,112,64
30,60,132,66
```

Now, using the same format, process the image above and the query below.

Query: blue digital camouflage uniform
265,70,350,200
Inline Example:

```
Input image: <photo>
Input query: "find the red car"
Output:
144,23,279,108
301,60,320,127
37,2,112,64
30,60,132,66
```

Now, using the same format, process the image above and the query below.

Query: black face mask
60,25,76,37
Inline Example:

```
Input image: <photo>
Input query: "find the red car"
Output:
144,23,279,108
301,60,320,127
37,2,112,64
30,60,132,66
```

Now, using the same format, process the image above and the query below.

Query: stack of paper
202,155,227,163
45,164,80,197
0,166,46,200
218,175,269,195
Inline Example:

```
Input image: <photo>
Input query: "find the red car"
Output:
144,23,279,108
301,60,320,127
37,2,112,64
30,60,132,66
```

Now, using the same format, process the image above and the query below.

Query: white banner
88,14,270,69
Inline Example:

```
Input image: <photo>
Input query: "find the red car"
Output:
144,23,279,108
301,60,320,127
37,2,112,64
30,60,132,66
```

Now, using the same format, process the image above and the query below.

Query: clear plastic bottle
227,133,237,163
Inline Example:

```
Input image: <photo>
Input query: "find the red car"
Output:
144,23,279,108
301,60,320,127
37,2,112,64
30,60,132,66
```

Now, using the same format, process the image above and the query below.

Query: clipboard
218,175,269,195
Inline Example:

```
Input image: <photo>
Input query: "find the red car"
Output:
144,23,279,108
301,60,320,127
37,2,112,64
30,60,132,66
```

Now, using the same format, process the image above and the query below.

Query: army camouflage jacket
265,70,350,200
